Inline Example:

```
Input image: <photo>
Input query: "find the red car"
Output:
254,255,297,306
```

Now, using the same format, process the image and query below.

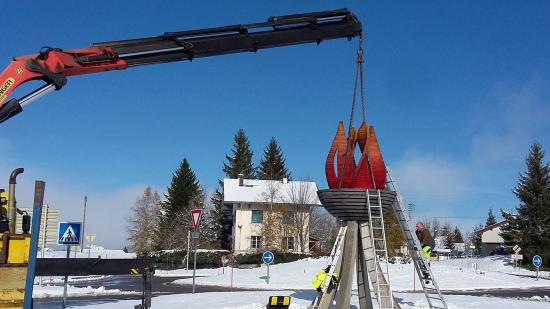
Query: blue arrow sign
262,251,274,265
533,255,542,268
58,222,82,245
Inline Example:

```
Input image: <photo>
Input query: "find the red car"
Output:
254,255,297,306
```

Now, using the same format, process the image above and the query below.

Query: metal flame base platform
317,189,397,221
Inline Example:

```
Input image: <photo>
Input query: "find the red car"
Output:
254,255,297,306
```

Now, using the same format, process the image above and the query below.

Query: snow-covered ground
37,275,110,285
33,285,138,298
39,246,135,259
171,256,550,291
58,256,550,308
155,268,225,277
69,290,550,308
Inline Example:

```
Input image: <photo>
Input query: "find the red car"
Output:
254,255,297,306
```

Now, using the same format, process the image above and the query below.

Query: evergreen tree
486,207,497,226
501,142,550,266
452,226,463,243
441,225,454,249
204,186,232,250
471,223,484,255
223,129,255,179
156,158,201,250
257,137,291,180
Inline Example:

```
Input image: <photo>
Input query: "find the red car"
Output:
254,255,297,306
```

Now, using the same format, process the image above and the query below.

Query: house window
282,211,294,224
283,237,294,251
251,210,263,223
251,236,262,249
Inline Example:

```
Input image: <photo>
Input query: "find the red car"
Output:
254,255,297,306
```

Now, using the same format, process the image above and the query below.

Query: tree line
126,129,335,256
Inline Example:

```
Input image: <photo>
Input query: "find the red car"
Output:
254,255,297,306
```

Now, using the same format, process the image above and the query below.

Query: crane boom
0,9,361,124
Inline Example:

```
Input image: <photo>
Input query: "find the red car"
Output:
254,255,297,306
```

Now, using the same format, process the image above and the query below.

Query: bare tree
309,208,337,255
260,180,284,250
423,218,442,238
285,179,318,253
127,186,162,256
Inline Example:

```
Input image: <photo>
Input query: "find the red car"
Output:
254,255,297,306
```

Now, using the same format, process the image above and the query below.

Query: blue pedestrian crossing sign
262,251,274,265
58,222,82,245
533,255,542,268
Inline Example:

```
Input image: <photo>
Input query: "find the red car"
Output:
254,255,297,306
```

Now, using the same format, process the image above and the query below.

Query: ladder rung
428,296,443,300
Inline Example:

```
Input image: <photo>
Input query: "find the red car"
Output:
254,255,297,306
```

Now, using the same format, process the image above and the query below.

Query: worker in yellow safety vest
312,266,339,292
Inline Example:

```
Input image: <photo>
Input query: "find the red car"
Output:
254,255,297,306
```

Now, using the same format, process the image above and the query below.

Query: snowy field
172,256,550,291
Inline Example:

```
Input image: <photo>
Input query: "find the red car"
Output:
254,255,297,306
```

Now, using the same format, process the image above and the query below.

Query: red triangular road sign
191,209,203,230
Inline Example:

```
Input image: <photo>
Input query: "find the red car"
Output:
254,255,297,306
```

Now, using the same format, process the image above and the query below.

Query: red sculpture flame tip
325,121,387,189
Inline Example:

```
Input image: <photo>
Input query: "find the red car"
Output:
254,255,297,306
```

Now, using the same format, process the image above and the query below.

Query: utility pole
81,196,87,253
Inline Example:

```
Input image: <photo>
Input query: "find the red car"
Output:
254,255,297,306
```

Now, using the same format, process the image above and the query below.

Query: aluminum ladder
386,170,448,309
366,189,395,308
310,225,347,309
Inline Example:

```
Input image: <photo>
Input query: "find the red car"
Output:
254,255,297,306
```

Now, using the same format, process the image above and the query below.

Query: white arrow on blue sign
262,251,274,264
533,255,542,268
58,222,82,245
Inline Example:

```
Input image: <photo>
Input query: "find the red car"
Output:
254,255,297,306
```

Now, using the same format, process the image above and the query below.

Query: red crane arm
0,9,361,123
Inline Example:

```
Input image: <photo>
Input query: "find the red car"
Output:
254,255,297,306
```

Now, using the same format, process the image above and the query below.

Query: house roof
223,178,321,205
475,220,507,235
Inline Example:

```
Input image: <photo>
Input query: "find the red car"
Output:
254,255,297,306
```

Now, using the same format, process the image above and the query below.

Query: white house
223,176,320,254
475,220,507,256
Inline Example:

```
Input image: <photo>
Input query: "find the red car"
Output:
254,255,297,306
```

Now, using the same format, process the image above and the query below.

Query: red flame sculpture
325,121,387,189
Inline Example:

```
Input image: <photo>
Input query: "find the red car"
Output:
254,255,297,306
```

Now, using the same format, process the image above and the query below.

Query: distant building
223,176,320,254
475,220,507,256
16,205,59,247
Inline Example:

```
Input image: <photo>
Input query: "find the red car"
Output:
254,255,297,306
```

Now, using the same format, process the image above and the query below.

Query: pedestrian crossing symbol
58,222,82,245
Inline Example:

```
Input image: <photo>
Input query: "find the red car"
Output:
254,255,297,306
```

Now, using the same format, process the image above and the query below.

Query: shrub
234,251,310,266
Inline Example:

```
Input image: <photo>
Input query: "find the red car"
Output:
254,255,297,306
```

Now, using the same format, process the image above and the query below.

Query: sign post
262,251,274,284
190,209,203,294
512,245,522,269
57,222,82,308
533,255,542,280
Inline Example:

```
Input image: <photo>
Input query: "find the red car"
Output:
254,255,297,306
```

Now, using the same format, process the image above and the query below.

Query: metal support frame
23,180,45,309
35,257,155,309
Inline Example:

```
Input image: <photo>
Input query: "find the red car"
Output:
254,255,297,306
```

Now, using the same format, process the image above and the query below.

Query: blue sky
1,1,549,248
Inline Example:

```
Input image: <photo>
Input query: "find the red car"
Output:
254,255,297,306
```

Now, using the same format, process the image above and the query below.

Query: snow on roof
475,220,508,235
223,178,321,205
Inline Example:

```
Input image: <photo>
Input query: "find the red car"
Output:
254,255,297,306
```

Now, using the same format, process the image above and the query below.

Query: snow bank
155,268,224,277
33,285,138,298
40,248,135,259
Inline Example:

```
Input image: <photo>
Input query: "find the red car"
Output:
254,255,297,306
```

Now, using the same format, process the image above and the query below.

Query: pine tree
471,223,484,255
486,207,497,226
500,142,550,266
156,158,201,250
257,137,291,180
204,186,232,249
441,225,454,249
223,129,255,179
452,226,463,243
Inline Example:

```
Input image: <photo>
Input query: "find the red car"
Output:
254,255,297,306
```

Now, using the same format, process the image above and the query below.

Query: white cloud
392,153,471,210
0,138,162,249
391,77,550,234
